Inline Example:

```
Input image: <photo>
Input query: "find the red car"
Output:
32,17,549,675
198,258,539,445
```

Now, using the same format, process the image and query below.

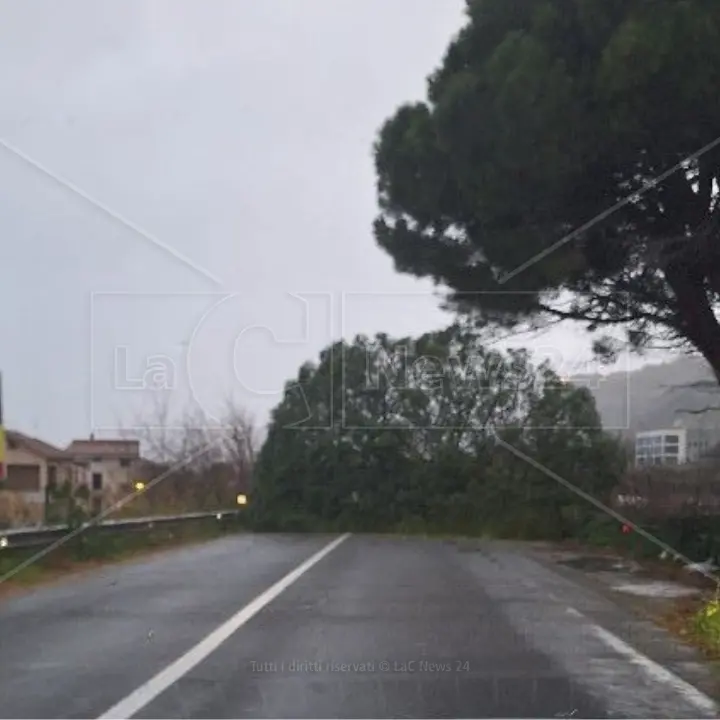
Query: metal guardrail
0,510,242,550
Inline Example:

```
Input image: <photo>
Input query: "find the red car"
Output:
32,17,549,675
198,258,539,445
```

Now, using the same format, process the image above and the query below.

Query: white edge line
566,606,717,715
97,533,351,720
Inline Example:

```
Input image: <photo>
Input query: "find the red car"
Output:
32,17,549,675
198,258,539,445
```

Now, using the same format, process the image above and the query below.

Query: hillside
571,356,720,434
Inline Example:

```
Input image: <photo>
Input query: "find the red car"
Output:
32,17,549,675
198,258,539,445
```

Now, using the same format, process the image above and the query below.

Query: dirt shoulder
527,541,720,664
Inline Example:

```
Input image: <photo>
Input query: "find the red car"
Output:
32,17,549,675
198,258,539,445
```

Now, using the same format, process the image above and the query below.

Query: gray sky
0,0,665,446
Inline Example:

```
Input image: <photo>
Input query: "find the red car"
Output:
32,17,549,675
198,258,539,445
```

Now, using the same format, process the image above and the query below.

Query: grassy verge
655,594,720,664
0,516,245,598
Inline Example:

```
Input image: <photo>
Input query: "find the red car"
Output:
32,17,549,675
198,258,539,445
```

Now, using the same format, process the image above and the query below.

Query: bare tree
220,399,256,487
117,395,258,513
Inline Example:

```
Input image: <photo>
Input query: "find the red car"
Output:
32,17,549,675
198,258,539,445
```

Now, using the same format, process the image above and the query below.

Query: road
0,533,718,719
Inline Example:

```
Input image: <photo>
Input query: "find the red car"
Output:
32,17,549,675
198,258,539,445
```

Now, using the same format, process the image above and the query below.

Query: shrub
693,596,720,649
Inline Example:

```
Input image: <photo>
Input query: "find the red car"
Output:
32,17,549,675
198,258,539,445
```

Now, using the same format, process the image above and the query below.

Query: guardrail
0,510,242,550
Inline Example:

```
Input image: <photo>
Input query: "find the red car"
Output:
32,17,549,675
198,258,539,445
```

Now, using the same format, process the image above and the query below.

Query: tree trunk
665,266,720,384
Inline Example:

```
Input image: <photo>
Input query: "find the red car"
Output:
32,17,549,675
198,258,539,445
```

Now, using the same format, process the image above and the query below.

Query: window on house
92,472,103,491
119,458,130,468
665,446,678,454
664,434,679,443
5,465,40,492
47,464,58,486
92,457,102,463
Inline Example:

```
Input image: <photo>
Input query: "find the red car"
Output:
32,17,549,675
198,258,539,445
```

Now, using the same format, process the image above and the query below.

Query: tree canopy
251,324,625,537
373,0,720,378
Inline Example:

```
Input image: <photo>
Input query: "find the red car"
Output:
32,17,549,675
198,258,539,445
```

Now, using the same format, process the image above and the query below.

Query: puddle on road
553,553,701,599
558,555,640,574
611,581,699,598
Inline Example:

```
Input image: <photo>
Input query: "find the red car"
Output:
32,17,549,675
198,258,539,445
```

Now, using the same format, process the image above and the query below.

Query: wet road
0,534,717,718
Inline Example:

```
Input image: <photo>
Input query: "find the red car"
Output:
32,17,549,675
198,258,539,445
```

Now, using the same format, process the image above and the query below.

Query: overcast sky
0,0,667,446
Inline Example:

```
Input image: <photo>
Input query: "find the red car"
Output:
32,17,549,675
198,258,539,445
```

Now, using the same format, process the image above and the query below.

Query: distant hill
569,356,720,435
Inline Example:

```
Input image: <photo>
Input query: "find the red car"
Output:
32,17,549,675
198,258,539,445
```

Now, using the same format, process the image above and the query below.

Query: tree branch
675,406,720,415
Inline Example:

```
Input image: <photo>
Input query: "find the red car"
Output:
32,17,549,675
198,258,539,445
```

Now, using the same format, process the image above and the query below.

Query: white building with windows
635,428,687,466
634,418,720,467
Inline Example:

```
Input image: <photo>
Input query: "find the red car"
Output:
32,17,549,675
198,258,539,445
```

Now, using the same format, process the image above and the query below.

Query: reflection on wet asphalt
0,535,717,718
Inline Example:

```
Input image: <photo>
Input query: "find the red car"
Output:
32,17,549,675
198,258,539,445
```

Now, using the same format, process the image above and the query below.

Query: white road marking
565,606,717,716
97,533,350,720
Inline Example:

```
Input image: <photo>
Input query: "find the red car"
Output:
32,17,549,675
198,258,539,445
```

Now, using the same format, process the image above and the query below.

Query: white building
635,428,687,466
635,418,720,467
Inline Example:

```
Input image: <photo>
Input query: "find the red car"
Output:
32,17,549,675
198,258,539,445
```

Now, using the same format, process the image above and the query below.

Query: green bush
578,515,626,547
693,597,720,649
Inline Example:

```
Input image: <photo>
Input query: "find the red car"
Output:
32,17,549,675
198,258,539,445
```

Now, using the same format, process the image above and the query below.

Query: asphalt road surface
1,533,718,719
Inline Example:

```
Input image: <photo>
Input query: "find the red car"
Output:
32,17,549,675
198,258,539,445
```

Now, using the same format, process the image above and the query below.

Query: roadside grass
655,594,720,666
0,517,246,599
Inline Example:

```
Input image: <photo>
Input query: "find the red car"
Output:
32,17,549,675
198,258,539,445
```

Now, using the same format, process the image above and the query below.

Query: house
65,436,140,506
1,431,82,524
4,430,72,500
1,430,142,524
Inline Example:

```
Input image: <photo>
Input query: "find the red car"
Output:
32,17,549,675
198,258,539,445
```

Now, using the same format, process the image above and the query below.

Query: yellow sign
236,493,248,506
